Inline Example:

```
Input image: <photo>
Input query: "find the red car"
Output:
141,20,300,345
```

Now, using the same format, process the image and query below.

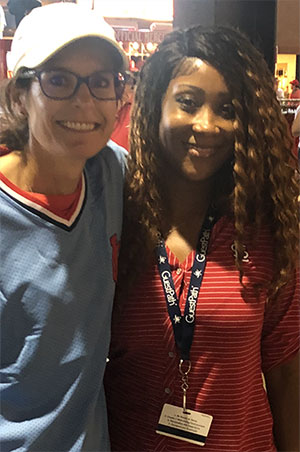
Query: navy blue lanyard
156,209,217,361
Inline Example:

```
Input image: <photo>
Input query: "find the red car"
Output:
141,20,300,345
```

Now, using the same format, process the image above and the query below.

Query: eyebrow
174,84,231,98
45,67,112,73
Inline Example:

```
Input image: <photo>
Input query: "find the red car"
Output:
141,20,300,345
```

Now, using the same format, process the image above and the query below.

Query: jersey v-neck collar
0,171,86,230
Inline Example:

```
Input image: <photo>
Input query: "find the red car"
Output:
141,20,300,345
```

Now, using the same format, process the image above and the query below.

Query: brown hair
0,74,31,150
117,25,299,302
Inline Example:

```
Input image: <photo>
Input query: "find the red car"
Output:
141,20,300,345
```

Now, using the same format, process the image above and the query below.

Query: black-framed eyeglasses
20,68,125,101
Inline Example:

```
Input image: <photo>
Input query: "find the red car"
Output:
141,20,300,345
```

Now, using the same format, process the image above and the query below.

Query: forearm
265,354,300,451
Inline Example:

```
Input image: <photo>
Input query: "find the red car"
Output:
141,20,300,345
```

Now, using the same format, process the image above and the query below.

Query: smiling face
20,38,118,164
159,59,235,182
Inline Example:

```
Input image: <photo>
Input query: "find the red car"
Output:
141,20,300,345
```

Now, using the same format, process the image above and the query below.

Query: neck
2,148,85,195
160,169,214,262
162,169,214,229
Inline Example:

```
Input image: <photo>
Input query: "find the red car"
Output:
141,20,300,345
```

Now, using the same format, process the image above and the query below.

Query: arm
265,353,300,452
291,108,300,137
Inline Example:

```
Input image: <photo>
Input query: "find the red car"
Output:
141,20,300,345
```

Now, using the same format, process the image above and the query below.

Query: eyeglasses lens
39,70,123,100
40,71,76,99
88,72,116,99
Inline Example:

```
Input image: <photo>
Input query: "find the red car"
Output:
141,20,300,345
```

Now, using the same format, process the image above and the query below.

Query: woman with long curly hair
104,25,299,452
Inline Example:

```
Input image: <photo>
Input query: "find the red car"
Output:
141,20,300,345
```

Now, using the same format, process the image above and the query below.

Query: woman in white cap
0,3,127,451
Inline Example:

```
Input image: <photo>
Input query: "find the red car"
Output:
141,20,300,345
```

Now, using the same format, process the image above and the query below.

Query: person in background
105,25,299,452
289,79,300,99
0,3,127,451
111,71,137,151
274,77,284,99
7,0,41,27
292,104,300,161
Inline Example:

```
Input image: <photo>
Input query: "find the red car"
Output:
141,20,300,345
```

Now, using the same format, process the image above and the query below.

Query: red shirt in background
290,87,300,99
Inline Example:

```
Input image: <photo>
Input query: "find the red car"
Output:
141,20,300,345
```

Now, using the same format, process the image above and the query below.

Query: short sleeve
261,269,300,374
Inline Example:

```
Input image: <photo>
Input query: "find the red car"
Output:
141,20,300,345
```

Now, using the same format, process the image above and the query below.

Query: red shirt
105,217,299,452
290,88,300,99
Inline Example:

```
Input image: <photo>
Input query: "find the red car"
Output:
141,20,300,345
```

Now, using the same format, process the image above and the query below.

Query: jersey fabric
0,170,83,220
110,102,131,152
0,142,127,452
105,216,299,452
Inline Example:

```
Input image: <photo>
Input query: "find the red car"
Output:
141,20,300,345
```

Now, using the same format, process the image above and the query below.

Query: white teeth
60,121,97,131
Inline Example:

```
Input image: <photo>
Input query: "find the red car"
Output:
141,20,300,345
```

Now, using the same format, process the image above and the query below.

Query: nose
192,106,218,134
72,81,94,106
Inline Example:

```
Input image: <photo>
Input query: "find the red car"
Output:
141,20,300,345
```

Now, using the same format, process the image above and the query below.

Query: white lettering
231,243,249,262
185,314,194,323
184,286,199,323
196,253,205,263
161,270,177,306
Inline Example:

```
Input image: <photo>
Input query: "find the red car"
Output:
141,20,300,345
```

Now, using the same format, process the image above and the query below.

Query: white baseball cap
7,2,128,76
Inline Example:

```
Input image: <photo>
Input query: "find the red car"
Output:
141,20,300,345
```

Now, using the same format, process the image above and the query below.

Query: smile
58,121,100,132
186,143,218,157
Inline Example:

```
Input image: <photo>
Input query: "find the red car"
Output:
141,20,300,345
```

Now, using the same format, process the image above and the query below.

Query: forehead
42,38,116,74
169,58,229,94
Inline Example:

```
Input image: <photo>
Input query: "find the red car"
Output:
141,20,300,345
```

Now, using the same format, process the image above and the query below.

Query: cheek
25,89,56,138
100,103,118,127
222,124,235,147
159,111,187,147
28,107,56,143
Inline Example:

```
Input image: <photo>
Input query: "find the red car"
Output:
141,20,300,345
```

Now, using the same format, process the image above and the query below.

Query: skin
158,60,235,261
265,353,299,452
0,39,118,194
159,59,235,184
291,107,300,137
158,61,299,452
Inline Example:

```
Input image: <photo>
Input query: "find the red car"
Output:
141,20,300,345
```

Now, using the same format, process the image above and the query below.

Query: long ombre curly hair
117,25,299,302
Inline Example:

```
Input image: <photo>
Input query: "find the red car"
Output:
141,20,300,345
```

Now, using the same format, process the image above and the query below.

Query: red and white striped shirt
105,216,299,452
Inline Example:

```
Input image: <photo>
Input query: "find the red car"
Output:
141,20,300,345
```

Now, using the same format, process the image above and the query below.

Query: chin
72,139,108,156
182,165,213,182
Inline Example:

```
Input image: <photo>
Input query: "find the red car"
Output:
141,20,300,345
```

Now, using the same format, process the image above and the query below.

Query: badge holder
156,360,213,446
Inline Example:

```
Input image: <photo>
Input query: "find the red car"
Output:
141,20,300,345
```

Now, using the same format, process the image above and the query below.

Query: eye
47,72,71,87
90,72,112,89
220,103,235,119
176,95,197,112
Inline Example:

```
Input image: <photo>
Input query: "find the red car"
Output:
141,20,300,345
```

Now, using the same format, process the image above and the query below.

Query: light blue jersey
0,143,126,452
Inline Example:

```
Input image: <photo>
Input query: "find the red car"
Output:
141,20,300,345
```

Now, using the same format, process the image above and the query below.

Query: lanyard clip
179,359,191,414
179,359,191,376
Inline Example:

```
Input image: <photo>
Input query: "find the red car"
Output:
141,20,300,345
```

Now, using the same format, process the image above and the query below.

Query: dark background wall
173,0,277,73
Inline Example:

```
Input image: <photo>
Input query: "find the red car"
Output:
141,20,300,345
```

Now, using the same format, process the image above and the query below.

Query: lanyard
156,208,217,360
156,208,217,412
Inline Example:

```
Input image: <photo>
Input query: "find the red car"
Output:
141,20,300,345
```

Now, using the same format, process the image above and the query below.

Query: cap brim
14,34,128,75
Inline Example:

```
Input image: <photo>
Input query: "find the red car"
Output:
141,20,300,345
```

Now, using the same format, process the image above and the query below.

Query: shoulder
84,142,128,202
103,140,128,170
85,141,128,176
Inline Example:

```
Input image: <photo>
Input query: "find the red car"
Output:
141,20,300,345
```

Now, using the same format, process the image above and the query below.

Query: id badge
156,403,213,446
